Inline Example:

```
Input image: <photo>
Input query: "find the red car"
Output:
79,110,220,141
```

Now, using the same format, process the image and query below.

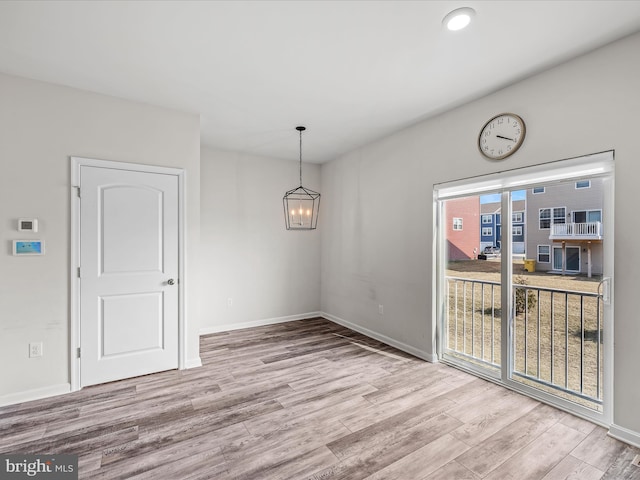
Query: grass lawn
446,258,601,293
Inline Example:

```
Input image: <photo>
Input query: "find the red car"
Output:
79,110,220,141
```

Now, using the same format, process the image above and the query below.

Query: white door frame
70,156,187,391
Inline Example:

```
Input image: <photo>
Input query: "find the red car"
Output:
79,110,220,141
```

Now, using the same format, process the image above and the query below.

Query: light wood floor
1,317,639,479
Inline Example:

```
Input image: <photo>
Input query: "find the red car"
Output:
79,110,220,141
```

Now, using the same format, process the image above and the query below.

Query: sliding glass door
436,152,614,424
441,194,503,379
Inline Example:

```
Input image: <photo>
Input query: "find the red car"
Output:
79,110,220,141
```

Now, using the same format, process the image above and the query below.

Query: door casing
70,157,187,391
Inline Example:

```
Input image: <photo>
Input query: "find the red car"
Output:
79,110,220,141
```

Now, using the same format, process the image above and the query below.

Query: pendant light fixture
283,126,320,230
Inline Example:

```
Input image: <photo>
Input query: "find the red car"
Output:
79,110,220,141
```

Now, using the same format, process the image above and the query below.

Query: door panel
80,166,179,387
566,247,580,271
101,185,164,274
553,247,563,271
441,194,502,378
101,292,163,357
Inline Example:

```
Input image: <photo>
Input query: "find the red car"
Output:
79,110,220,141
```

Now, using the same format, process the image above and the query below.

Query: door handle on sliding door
598,277,610,305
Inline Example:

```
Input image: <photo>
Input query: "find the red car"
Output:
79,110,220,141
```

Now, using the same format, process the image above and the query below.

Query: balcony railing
445,277,603,409
550,222,603,240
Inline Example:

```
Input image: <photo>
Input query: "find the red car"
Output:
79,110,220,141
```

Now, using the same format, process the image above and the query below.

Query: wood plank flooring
1,317,639,479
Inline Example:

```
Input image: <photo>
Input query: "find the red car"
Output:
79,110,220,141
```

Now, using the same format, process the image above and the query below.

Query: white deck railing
550,222,602,239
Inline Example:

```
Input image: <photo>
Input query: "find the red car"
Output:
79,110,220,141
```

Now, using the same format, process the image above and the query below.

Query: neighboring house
480,199,526,254
525,180,603,276
445,196,480,260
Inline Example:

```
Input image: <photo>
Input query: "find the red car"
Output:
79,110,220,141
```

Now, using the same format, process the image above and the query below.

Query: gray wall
199,147,321,332
0,73,201,401
320,32,640,438
2,28,640,445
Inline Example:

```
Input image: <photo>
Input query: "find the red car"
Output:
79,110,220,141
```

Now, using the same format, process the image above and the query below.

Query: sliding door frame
435,151,614,427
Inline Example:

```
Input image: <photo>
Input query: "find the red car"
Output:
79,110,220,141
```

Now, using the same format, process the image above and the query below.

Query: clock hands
496,135,516,142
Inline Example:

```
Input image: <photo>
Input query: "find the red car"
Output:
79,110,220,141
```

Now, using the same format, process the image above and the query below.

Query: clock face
478,113,526,160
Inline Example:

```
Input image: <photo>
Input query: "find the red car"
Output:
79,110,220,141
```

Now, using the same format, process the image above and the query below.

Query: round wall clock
478,113,526,160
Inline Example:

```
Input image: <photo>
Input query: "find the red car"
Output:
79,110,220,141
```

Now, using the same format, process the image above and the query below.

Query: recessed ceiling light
443,7,476,31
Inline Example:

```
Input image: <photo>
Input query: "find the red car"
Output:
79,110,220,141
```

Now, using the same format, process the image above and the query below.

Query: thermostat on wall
13,240,45,256
18,218,38,232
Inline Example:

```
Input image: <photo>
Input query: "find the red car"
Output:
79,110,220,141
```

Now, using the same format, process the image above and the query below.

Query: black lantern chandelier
283,126,320,230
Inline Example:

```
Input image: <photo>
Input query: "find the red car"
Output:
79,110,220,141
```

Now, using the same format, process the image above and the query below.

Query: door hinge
77,267,81,278
76,187,81,198
77,347,81,358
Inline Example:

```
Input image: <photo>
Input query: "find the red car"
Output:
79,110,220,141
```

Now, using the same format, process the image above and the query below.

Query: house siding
445,197,480,260
525,179,604,274
480,200,526,254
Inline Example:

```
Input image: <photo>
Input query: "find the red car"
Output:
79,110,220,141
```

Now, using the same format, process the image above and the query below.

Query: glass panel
540,209,551,229
566,247,580,271
511,178,604,412
442,194,501,377
553,207,566,225
588,210,602,222
553,247,563,270
538,245,550,263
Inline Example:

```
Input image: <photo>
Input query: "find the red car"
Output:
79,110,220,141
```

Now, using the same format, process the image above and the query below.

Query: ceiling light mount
443,7,476,31
283,126,320,230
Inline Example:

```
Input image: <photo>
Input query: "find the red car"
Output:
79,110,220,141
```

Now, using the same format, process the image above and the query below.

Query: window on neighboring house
576,180,591,189
538,245,550,263
453,218,463,231
481,215,492,224
532,187,545,194
482,227,493,236
512,212,523,223
539,208,551,229
541,207,566,229
588,210,602,222
573,210,602,223
553,207,566,225
512,226,522,236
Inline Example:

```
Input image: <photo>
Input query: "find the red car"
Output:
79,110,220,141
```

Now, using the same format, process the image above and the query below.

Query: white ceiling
1,1,640,163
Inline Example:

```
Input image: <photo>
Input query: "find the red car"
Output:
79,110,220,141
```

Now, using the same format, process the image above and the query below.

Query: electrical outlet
378,304,384,315
227,297,233,307
29,342,43,358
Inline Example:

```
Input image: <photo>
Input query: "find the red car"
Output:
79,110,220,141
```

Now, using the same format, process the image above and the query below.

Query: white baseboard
609,424,640,449
199,312,322,336
184,357,203,369
320,312,437,363
0,383,71,407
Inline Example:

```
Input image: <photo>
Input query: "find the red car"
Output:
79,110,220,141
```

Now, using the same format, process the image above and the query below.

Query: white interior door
80,165,179,386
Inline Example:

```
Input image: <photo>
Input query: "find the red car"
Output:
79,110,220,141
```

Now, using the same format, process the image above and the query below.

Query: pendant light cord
299,128,303,187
